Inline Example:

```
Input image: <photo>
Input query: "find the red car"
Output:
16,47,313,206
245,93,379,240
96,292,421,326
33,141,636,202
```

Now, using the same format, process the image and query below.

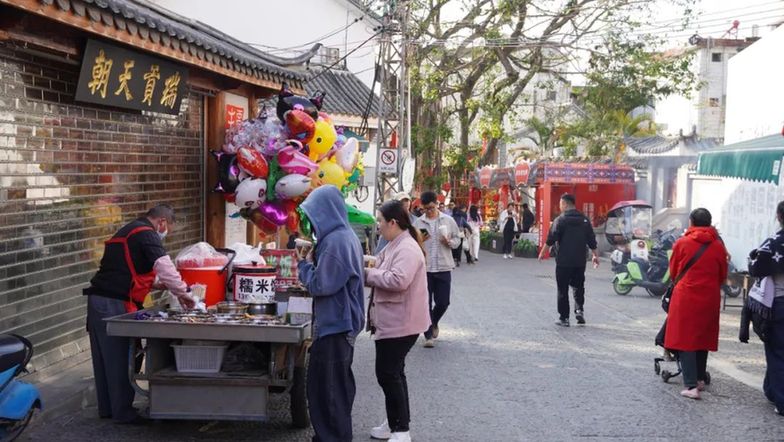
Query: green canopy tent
697,134,784,184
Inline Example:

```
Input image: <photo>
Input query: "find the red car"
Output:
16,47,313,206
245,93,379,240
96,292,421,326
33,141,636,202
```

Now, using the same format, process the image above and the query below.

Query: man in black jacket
539,194,599,327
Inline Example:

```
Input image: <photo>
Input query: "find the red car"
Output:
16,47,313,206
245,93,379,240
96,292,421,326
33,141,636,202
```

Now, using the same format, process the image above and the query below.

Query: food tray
105,310,311,344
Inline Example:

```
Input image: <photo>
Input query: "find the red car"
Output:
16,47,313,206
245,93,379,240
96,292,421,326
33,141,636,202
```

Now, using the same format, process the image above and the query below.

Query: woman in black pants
500,203,517,259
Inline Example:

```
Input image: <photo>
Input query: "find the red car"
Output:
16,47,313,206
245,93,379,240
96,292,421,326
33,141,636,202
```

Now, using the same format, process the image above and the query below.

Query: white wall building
690,26,784,268
724,25,784,143
655,37,757,140
150,0,380,87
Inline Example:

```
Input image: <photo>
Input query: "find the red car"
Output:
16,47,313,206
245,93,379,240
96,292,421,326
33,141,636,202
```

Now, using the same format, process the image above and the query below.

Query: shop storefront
0,0,304,369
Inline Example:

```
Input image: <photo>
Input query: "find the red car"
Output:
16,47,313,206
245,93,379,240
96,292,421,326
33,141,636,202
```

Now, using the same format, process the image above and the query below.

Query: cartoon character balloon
236,147,269,178
212,151,242,193
335,137,359,172
312,159,346,188
278,141,318,176
285,109,316,144
234,178,268,210
275,174,312,199
276,83,325,122
308,117,337,161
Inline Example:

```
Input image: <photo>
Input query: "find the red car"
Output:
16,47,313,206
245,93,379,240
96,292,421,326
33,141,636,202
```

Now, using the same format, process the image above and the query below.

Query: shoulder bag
661,241,711,313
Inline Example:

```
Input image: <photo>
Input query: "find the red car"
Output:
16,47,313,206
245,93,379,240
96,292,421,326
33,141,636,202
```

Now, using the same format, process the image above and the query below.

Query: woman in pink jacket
365,200,431,442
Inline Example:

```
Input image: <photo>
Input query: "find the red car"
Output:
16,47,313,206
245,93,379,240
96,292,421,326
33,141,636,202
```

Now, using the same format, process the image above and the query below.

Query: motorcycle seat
0,335,27,374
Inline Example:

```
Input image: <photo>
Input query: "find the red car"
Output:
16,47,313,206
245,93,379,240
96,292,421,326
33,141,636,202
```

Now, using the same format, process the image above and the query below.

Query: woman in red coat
664,208,728,400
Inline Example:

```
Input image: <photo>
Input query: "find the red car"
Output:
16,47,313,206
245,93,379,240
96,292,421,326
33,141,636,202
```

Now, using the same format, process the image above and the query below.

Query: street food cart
105,285,312,427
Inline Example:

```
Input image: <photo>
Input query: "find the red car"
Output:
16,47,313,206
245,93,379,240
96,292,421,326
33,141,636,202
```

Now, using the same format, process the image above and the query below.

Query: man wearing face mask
83,204,195,424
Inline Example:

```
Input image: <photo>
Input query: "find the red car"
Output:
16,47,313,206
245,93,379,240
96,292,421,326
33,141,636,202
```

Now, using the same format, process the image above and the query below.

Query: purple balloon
259,200,289,226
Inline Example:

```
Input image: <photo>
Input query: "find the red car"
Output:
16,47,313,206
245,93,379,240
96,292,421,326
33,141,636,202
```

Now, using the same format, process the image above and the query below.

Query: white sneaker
423,339,435,348
390,431,411,442
371,419,392,439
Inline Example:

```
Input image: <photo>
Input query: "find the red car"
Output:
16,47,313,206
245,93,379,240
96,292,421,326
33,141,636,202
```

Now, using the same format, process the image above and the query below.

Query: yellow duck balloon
308,118,337,162
312,159,346,188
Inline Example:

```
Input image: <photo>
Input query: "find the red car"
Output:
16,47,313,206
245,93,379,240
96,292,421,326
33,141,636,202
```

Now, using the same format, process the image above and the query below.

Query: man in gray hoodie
298,185,365,441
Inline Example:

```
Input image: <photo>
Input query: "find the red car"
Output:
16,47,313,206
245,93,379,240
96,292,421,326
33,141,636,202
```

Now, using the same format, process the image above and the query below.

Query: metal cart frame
105,311,311,427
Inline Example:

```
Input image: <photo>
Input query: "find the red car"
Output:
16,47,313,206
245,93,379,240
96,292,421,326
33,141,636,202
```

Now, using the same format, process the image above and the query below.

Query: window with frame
711,52,722,62
709,97,720,107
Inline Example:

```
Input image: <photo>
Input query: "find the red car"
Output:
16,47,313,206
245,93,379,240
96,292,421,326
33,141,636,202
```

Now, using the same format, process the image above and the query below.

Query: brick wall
0,42,204,370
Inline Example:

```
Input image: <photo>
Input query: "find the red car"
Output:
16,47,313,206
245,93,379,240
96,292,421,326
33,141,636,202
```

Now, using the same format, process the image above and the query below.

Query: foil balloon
275,174,312,199
278,141,318,175
297,206,313,238
236,146,269,178
335,137,359,172
265,157,284,202
312,159,347,188
318,111,332,125
223,193,237,203
285,109,316,144
212,151,241,193
308,118,337,161
249,208,278,234
347,204,375,226
286,208,300,233
234,178,267,210
259,200,289,226
276,84,325,122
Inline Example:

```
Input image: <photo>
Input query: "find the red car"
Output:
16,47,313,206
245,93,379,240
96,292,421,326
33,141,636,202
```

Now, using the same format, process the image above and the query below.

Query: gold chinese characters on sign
76,39,187,115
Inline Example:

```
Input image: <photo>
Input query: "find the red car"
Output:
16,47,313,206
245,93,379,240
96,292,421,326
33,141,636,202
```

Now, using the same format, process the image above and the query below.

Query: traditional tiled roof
305,69,383,118
2,0,308,90
625,135,720,155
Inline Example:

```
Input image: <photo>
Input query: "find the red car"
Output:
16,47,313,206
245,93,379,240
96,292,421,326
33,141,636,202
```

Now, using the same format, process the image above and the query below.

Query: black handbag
661,242,711,313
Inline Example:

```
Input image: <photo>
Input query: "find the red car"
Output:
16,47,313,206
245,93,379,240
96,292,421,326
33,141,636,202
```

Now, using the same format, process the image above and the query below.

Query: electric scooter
0,334,41,441
611,229,678,297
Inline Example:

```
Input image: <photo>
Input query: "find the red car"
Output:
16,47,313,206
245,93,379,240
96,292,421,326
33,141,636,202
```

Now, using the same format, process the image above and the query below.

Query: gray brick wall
0,43,205,370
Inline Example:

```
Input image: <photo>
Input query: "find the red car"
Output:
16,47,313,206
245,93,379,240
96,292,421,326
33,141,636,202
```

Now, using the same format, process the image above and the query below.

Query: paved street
24,253,784,441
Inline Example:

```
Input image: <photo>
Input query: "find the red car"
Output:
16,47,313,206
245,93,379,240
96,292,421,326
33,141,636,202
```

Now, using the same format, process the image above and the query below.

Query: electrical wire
309,30,382,82
246,15,366,53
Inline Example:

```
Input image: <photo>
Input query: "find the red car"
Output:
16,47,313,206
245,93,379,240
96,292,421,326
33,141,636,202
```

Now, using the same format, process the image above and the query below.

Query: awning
697,134,784,184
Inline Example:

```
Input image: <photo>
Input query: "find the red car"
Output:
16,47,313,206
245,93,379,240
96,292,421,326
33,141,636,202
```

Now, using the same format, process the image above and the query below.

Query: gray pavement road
23,253,784,441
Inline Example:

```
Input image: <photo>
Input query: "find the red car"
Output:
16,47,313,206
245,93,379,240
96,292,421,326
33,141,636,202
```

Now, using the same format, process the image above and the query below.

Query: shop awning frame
696,134,784,184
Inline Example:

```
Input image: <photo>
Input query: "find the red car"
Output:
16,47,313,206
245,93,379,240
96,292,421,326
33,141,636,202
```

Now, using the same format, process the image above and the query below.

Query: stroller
653,318,712,384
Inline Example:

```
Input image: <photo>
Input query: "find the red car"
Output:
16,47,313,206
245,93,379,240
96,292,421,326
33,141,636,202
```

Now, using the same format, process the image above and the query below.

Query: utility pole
373,0,409,212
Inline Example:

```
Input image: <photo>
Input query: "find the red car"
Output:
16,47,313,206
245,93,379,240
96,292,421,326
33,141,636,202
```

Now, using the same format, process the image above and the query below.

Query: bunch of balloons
213,84,365,236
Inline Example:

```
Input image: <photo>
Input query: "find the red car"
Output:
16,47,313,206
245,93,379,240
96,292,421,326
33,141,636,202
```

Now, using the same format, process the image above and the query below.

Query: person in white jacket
467,205,483,263
413,191,461,348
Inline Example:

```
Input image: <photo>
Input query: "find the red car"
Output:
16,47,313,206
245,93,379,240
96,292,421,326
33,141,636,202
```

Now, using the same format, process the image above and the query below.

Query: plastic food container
171,343,227,373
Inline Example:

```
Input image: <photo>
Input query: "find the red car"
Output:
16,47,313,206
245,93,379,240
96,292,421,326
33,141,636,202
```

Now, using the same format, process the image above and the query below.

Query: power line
309,30,382,82
246,15,367,53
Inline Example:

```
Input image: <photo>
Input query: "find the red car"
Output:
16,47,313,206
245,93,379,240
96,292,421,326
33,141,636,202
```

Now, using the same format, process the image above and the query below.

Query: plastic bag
229,242,266,266
175,242,229,269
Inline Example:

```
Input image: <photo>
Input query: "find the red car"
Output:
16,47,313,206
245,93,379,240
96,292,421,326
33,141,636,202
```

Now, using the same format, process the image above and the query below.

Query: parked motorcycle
0,334,41,441
611,228,678,297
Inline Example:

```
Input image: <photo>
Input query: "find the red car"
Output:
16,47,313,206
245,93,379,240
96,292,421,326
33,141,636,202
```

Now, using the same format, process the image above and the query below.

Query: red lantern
492,193,500,202
442,182,452,193
436,193,446,203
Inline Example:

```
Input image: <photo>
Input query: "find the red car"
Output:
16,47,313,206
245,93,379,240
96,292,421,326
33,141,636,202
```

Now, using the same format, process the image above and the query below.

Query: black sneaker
556,318,570,327
575,310,585,325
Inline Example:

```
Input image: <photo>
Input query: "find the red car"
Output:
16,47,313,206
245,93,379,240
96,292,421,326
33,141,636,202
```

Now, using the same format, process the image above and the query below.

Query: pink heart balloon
259,200,289,226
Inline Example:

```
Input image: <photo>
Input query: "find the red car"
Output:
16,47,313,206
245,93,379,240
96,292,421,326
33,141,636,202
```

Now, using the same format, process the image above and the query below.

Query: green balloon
346,204,375,226
266,157,284,202
297,206,313,238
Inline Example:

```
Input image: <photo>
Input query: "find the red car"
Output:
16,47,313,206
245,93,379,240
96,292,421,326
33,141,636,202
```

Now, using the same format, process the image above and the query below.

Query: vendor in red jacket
664,208,728,400
83,204,195,423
